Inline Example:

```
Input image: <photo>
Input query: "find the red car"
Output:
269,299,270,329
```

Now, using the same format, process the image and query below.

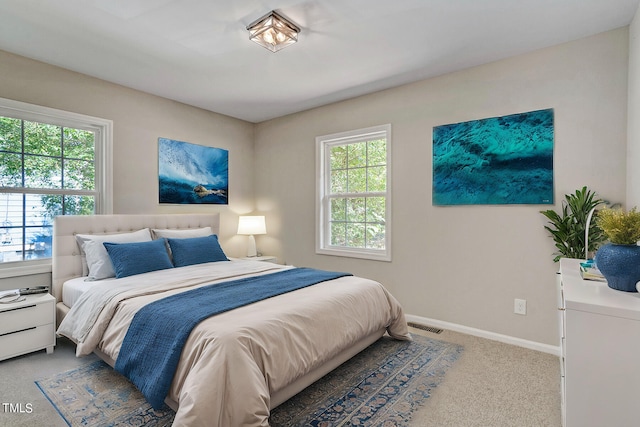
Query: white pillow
151,227,213,239
75,228,152,280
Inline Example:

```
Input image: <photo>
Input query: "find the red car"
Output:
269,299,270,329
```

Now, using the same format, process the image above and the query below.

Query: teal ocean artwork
158,138,228,204
433,109,554,205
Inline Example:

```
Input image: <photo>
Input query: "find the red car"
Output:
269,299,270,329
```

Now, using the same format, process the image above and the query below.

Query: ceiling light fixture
246,10,300,52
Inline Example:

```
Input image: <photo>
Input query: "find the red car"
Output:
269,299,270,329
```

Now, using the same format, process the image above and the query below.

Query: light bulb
263,31,274,44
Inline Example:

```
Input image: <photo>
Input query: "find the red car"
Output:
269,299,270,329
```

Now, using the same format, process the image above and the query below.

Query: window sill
0,262,52,279
316,247,391,262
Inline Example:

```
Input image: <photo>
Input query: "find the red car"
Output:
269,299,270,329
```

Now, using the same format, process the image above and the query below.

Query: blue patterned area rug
270,334,463,426
36,334,462,427
35,360,175,427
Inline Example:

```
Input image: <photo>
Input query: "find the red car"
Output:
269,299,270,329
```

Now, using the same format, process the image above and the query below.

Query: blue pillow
103,238,174,278
167,234,229,268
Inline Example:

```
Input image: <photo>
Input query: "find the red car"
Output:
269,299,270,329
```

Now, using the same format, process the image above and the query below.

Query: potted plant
594,207,640,292
540,187,606,262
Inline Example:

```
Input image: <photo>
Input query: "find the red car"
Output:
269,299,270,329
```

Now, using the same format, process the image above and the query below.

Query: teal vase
595,243,640,292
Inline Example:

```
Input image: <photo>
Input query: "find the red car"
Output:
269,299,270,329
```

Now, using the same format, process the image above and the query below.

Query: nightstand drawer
0,300,53,335
0,323,55,360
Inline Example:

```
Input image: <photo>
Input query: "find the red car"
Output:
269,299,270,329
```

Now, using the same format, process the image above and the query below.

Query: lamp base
246,234,257,257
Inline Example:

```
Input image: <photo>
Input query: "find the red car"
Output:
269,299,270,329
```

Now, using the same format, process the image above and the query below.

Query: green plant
540,186,606,262
595,207,640,245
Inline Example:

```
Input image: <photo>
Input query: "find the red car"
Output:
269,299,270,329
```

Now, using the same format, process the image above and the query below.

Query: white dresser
0,292,56,361
558,258,640,427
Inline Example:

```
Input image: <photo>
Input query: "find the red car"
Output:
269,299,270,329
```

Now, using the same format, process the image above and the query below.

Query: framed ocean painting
432,109,554,205
158,138,228,205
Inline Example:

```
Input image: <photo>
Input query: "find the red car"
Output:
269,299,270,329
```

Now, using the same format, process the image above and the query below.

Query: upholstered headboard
52,213,220,323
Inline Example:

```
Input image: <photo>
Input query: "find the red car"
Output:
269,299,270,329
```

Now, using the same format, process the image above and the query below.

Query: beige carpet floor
408,327,561,427
0,327,561,426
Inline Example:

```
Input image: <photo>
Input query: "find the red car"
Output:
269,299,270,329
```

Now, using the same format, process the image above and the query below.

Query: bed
52,213,410,427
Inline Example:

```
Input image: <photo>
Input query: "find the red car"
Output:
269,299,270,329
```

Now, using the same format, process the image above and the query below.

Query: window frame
316,124,392,261
0,97,113,271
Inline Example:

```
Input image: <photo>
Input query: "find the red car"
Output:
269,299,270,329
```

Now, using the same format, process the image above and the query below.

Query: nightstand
243,255,278,263
0,292,55,361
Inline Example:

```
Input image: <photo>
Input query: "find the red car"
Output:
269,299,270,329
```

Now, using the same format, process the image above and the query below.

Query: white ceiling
0,0,638,123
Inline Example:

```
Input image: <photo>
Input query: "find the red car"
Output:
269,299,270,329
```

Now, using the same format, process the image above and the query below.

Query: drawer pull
0,326,36,337
1,304,36,314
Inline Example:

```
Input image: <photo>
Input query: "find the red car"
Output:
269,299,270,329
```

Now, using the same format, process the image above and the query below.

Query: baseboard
405,314,560,356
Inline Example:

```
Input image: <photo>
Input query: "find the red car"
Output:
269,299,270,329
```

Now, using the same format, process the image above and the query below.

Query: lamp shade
237,216,267,235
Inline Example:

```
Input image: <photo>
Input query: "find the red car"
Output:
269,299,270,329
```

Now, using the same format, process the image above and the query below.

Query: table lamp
237,215,266,257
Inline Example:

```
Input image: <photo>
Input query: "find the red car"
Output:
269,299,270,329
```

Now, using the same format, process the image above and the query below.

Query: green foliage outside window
0,115,96,262
328,138,387,250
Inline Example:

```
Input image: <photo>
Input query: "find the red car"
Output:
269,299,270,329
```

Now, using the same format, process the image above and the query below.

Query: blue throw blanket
115,267,352,409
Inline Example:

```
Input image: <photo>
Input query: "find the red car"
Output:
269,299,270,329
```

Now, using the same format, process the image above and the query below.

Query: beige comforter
57,260,410,427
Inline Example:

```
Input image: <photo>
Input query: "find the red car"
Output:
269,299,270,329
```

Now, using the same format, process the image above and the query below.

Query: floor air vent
407,322,444,334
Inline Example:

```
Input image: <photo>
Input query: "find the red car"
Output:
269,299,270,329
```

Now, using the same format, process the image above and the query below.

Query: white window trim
0,97,113,274
316,124,392,262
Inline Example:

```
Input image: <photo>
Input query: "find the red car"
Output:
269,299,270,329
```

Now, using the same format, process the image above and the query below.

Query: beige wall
628,6,640,206
254,28,629,346
0,50,256,257
0,26,631,347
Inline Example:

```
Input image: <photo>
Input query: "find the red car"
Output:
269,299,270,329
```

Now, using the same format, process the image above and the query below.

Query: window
0,98,112,265
316,124,391,261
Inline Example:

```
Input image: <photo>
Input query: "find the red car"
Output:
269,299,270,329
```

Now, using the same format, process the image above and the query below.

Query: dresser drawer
0,299,53,335
0,323,55,360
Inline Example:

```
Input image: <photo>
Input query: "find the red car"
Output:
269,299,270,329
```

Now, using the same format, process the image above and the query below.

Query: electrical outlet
514,299,527,315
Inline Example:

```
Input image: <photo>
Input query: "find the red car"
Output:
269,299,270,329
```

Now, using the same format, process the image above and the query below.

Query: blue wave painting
158,138,228,205
433,109,554,205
